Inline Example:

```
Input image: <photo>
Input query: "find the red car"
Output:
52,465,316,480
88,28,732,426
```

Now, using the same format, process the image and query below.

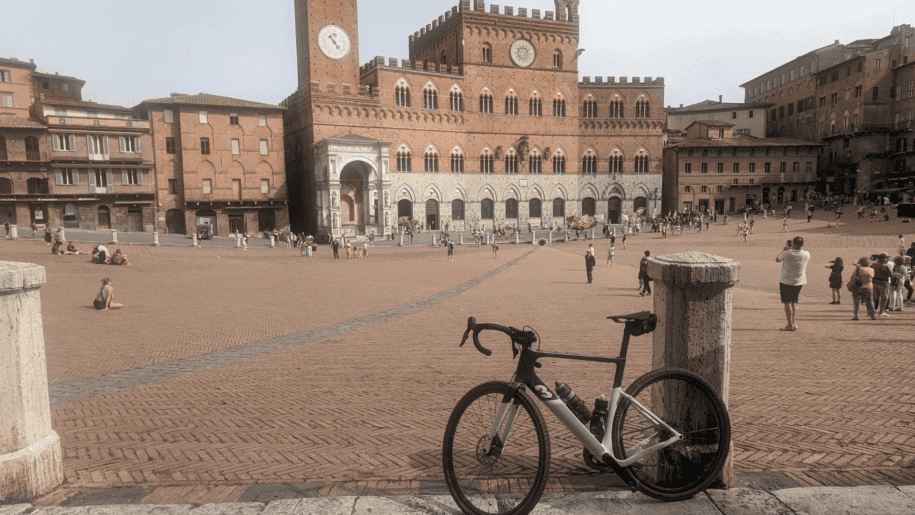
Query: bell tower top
554,0,579,21
294,0,360,90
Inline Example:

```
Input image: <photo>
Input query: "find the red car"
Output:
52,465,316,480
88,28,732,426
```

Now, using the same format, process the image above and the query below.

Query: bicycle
442,311,731,515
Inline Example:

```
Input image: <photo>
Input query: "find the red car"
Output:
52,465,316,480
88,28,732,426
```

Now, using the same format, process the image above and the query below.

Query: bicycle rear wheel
611,368,730,501
442,381,550,515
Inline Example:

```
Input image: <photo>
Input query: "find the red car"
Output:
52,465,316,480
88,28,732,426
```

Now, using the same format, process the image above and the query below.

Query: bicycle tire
611,368,731,501
442,381,551,515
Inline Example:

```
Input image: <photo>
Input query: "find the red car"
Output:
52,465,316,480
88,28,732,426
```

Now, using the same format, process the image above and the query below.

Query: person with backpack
849,257,875,320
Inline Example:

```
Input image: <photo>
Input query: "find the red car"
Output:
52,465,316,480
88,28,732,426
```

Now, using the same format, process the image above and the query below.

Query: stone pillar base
0,431,63,502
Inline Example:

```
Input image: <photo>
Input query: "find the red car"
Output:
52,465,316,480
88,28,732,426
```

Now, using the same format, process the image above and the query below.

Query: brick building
740,24,915,198
283,0,665,237
663,121,820,215
665,96,771,139
134,94,288,236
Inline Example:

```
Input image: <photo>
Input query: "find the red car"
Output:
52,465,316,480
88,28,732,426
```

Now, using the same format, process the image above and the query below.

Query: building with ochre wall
283,0,665,237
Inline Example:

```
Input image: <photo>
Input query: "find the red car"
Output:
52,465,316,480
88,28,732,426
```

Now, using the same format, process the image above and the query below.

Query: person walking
447,239,454,262
898,235,906,257
776,236,810,331
783,218,789,232
585,244,596,283
621,233,627,250
826,257,844,304
870,252,893,316
243,232,249,251
638,251,652,296
889,256,906,311
606,244,615,267
491,238,498,259
30,221,37,238
332,237,340,259
851,257,876,320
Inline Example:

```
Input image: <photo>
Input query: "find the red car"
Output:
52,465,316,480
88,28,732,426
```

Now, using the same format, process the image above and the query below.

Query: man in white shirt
775,236,811,331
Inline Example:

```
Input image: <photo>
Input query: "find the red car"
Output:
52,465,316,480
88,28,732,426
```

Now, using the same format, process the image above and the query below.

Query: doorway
229,214,245,234
258,209,275,232
425,199,439,231
698,199,709,212
96,206,111,230
196,209,217,234
607,197,621,223
127,206,143,232
714,199,725,214
166,209,186,234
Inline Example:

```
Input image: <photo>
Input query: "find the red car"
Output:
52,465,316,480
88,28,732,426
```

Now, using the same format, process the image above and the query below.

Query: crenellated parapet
579,76,666,88
408,0,578,59
360,56,463,76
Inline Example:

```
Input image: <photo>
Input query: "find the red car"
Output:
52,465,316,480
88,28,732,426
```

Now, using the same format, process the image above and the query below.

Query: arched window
504,149,518,174
25,136,39,160
553,197,565,217
396,148,412,171
700,186,708,193
553,95,566,117
717,185,724,192
582,197,596,216
553,50,563,69
529,198,542,218
424,147,439,172
450,87,464,111
440,51,447,65
481,198,494,219
450,148,464,173
582,98,597,118
27,178,49,194
482,43,493,63
0,177,11,194
479,90,493,114
634,155,649,173
609,98,624,118
505,198,519,219
395,83,411,107
423,85,438,109
529,92,542,116
452,199,465,220
609,154,623,174
635,98,650,118
529,149,542,173
582,154,597,174
505,92,519,115
684,186,692,192
0,135,6,160
552,150,566,173
480,149,494,173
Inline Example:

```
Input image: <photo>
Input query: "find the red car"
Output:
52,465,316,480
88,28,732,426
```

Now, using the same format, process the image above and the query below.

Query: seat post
612,327,632,389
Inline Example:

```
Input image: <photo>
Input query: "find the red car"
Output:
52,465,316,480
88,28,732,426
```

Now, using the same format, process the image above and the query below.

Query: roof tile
0,115,47,130
135,93,284,111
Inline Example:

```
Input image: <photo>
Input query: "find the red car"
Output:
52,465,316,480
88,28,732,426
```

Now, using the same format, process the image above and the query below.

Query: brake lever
460,328,471,347
460,317,476,347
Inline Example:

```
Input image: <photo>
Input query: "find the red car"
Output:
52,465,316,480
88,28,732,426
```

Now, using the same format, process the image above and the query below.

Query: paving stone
183,503,265,514
0,505,33,515
261,497,354,515
706,487,794,514
529,490,721,514
773,485,915,515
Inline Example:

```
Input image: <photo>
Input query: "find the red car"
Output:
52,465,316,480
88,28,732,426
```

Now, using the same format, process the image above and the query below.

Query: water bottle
555,382,591,424
590,394,609,439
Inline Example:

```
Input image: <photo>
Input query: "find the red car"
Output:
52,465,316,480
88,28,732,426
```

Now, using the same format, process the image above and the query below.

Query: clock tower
294,0,360,89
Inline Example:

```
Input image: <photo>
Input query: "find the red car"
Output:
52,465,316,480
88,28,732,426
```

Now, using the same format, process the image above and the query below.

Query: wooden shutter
88,169,96,187
52,134,60,151
73,169,79,185
119,136,126,153
106,169,114,193
68,134,75,150
137,170,143,185
55,169,62,185
87,135,93,157
122,169,129,185
102,136,109,156
136,137,141,153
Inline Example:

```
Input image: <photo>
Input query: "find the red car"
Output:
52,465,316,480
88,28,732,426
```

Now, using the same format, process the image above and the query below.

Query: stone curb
3,486,915,514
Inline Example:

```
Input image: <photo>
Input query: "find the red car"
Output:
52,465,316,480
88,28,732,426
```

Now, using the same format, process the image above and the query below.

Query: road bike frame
484,328,683,469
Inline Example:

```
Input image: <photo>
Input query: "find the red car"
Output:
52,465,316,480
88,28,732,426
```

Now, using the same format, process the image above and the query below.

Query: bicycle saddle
607,311,652,322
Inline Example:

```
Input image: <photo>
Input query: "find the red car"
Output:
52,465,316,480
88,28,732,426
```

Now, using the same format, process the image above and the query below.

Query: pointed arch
527,184,545,200
422,81,439,110
579,183,599,200
478,183,498,202
502,184,520,201
394,183,415,202
423,183,442,202
451,184,467,201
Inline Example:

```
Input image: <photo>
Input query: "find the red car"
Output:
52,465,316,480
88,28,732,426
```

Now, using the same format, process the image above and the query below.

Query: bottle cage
626,313,658,337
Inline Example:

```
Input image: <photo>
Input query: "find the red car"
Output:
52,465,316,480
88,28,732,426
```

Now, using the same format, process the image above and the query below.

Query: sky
2,0,915,109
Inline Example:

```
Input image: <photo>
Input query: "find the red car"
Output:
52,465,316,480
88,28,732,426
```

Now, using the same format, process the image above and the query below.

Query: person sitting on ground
92,245,110,264
63,242,80,255
110,249,131,265
51,233,64,255
93,278,123,311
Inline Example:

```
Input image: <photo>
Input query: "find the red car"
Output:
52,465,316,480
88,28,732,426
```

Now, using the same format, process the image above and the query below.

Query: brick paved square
3,214,913,505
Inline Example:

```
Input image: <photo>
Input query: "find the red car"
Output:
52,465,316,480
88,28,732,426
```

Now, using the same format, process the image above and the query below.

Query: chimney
718,95,723,103
29,58,34,64
680,104,683,108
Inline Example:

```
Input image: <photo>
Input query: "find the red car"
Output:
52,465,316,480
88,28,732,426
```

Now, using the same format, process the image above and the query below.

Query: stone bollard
531,229,537,245
565,231,569,243
515,232,520,245
152,232,159,246
59,228,65,242
192,233,198,247
647,251,739,488
9,224,18,240
459,234,464,245
235,234,241,248
0,262,63,501
111,229,117,244
548,231,552,245
432,235,437,246
270,234,276,248
590,228,595,240
398,234,404,247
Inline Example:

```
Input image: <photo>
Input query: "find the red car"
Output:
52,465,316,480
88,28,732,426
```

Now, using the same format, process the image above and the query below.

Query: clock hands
329,33,340,49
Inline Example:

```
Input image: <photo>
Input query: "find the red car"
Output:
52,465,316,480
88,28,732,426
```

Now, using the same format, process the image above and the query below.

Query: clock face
510,39,536,67
318,25,351,60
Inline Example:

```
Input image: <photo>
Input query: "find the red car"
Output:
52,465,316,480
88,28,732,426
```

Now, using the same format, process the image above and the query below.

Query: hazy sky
2,0,914,109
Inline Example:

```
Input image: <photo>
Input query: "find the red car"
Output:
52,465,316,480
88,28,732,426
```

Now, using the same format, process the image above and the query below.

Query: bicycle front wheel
611,368,730,501
442,381,550,515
